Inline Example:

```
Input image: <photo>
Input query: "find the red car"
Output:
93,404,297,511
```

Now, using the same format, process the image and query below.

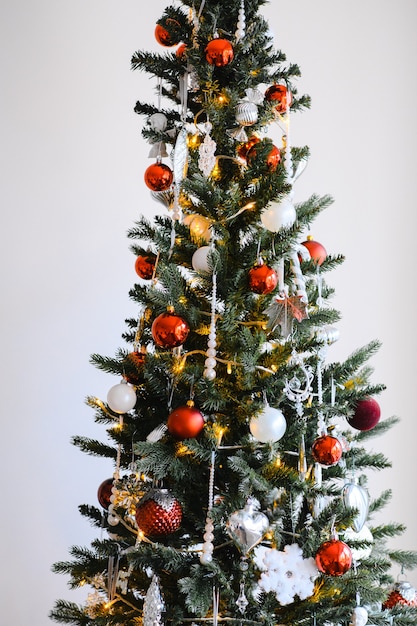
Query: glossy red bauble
311,434,343,466
348,397,381,431
247,142,281,171
205,38,234,66
265,84,293,114
315,539,353,576
154,20,181,47
237,135,260,161
176,43,187,59
97,478,114,510
135,253,157,280
151,310,190,348
135,488,182,536
144,162,173,192
301,236,327,265
167,401,205,439
248,263,278,294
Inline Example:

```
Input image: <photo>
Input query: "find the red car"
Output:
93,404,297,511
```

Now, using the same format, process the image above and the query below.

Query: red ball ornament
348,397,381,431
135,253,157,280
123,349,146,385
248,262,278,294
151,309,190,348
167,400,205,439
97,478,113,510
312,434,343,466
247,142,281,171
154,20,181,47
135,488,182,536
205,38,234,67
144,161,173,192
237,135,260,161
176,43,187,59
382,581,417,609
301,235,327,265
265,84,293,114
315,538,353,576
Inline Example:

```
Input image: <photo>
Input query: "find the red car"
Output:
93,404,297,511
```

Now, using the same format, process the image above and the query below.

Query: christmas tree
50,1,417,625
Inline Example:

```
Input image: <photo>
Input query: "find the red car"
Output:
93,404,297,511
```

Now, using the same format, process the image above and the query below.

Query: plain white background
1,1,416,624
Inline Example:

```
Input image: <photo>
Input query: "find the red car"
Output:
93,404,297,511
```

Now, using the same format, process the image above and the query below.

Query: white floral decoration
253,543,319,605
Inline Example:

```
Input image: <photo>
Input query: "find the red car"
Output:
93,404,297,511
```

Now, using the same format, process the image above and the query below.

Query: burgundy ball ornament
134,253,157,280
248,262,278,294
247,142,281,171
135,488,182,536
348,397,381,431
151,308,190,348
167,400,205,439
205,38,234,67
315,538,353,576
301,235,327,265
265,84,293,114
107,380,137,414
311,434,343,466
97,478,114,510
144,161,173,191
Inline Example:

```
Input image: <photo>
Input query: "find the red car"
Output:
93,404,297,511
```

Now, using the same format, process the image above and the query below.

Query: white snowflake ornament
254,543,319,605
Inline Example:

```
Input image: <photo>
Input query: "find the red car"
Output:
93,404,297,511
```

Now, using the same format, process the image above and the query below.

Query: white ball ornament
342,525,373,563
261,197,296,232
107,380,137,414
250,404,287,443
192,246,211,272
148,112,168,132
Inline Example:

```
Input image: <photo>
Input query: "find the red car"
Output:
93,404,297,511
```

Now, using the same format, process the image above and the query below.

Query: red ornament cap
301,235,327,265
97,478,114,510
265,84,293,114
144,162,173,192
135,488,182,536
315,538,352,576
311,434,343,466
205,38,234,67
151,310,190,348
167,401,205,439
248,262,278,294
348,397,381,431
135,253,157,280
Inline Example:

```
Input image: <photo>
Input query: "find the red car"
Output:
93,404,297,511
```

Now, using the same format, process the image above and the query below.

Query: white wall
1,1,416,624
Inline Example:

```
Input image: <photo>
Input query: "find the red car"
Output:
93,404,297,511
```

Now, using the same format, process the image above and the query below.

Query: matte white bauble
261,197,296,232
249,404,287,443
107,380,137,413
343,525,373,562
192,246,211,272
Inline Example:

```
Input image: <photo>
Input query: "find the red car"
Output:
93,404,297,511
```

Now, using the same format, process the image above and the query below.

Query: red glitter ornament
315,538,352,576
151,309,190,348
135,488,182,536
167,400,205,439
301,235,327,265
205,38,234,67
123,349,146,385
97,478,114,510
135,253,157,280
348,397,381,431
382,581,417,609
312,434,343,466
265,84,293,114
154,19,181,47
247,142,281,171
248,262,278,294
144,162,173,192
